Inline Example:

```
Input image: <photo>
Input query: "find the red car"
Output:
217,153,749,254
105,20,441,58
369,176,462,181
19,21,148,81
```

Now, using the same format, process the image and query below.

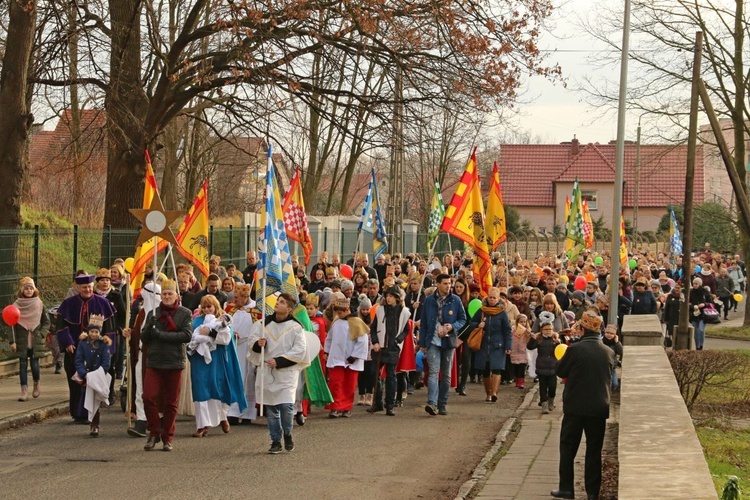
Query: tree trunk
104,0,148,229
0,0,36,230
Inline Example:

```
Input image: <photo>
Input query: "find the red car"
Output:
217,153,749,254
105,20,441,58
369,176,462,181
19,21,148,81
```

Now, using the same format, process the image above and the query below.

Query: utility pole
676,32,703,351
608,0,631,328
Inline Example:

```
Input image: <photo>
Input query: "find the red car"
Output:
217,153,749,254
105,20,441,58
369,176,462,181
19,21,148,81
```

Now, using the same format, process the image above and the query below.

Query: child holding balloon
3,277,50,402
526,312,561,414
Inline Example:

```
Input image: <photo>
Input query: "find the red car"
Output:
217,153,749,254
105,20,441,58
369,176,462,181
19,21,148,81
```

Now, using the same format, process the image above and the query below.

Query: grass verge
706,325,750,341
691,349,750,496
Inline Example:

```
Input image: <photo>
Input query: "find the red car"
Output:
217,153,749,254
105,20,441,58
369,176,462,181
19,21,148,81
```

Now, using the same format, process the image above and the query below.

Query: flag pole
124,275,132,428
414,233,439,319
152,236,158,280
259,271,266,417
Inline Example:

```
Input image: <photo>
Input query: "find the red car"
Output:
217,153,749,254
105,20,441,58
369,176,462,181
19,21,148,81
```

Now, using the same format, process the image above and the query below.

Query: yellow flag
486,161,506,251
175,180,210,278
440,147,492,293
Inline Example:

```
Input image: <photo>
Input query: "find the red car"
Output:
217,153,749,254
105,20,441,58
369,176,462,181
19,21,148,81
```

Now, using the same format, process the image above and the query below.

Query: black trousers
558,413,607,497
375,363,397,407
538,374,557,402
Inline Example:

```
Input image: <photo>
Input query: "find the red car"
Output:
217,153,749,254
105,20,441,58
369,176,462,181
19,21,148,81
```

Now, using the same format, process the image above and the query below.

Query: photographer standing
139,279,193,452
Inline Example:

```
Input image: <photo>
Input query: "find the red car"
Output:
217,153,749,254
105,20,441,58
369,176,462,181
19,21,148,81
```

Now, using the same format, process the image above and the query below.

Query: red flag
282,167,313,266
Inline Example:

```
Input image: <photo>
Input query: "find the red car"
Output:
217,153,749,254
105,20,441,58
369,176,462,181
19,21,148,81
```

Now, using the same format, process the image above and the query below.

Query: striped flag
358,168,388,259
427,180,445,254
670,207,683,257
130,151,168,295
175,180,210,277
486,161,507,251
256,145,298,315
282,167,313,266
619,215,629,273
564,179,585,262
440,147,492,293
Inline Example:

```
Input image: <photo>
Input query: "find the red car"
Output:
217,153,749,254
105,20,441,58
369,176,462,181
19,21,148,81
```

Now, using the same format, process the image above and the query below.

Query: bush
667,350,750,413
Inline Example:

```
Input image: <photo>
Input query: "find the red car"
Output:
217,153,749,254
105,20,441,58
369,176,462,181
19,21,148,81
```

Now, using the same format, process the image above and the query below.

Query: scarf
481,305,505,316
157,302,180,331
15,296,45,332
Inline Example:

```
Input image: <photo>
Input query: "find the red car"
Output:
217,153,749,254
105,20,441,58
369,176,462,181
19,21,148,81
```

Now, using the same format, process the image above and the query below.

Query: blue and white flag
358,168,388,259
670,207,682,257
256,144,297,314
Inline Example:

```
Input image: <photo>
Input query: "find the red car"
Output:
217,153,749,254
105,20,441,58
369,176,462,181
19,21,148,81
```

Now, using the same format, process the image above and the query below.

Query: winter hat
19,276,35,289
340,279,354,292
329,280,342,289
563,310,576,325
572,291,585,302
357,294,372,311
700,267,712,276
385,285,402,298
538,311,555,327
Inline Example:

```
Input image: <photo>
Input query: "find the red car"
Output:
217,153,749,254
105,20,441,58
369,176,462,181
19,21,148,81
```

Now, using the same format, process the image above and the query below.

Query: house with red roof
497,137,704,233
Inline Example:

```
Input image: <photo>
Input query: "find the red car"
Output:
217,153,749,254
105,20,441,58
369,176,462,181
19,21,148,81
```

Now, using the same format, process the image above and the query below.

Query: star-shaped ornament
130,190,184,247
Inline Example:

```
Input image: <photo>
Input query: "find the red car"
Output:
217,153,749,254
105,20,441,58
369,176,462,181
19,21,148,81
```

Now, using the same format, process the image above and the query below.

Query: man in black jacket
139,279,193,452
552,310,616,500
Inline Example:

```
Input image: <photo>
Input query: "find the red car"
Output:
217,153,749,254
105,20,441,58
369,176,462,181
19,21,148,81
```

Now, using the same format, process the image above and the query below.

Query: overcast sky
506,0,653,145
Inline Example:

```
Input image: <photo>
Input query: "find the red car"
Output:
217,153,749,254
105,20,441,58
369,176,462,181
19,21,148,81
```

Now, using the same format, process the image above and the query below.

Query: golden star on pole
129,190,185,248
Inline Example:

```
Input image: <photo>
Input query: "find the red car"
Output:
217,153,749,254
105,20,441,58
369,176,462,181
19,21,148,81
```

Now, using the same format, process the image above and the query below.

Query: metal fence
0,225,670,309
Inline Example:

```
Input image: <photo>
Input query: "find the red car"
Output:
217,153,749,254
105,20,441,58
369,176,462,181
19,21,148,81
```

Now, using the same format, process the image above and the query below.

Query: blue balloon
695,265,702,274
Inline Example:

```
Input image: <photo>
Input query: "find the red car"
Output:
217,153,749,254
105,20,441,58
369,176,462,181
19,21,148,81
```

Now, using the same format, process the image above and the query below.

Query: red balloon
574,276,587,291
2,305,20,326
340,264,354,279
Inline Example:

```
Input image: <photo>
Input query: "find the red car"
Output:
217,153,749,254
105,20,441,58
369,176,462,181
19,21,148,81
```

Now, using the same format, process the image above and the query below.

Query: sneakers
89,426,99,437
548,397,556,410
438,407,448,416
366,405,384,413
386,407,395,416
54,363,62,374
425,404,437,416
329,410,340,418
268,441,283,454
542,401,550,414
341,410,352,418
162,441,173,452
283,433,294,452
127,420,148,438
143,435,161,451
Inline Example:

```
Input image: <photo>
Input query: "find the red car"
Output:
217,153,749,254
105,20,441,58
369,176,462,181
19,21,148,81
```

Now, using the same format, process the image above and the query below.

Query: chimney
571,135,579,156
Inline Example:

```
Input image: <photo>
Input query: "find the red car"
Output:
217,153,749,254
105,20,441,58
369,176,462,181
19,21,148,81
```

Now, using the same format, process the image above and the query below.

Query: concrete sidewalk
469,386,617,500
0,364,71,429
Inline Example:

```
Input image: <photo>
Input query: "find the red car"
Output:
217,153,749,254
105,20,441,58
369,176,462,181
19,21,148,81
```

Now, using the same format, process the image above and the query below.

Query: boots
364,393,373,406
515,377,525,389
127,420,148,437
548,397,555,410
483,377,494,402
542,401,550,414
32,381,40,398
490,374,502,402
18,385,28,402
357,394,366,406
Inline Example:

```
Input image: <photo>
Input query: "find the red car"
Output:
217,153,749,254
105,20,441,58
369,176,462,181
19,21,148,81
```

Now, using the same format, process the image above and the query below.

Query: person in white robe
226,284,257,423
248,293,313,454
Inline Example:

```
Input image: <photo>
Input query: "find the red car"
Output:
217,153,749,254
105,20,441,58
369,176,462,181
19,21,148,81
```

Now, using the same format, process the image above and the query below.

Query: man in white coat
226,284,257,424
248,293,308,454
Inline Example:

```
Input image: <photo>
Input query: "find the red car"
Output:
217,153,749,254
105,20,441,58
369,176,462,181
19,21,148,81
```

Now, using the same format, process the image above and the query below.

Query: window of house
581,190,598,210
710,177,721,190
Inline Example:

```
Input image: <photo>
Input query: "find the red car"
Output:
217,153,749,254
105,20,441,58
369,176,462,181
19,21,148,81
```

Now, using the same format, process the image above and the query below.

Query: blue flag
256,145,297,314
358,169,388,258
670,207,682,257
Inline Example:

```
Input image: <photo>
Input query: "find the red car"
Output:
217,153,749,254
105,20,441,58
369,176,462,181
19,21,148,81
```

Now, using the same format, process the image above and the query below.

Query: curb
0,401,69,432
454,384,539,500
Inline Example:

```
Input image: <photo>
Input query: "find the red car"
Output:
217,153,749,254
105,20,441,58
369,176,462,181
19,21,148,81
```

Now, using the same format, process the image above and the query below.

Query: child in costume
74,314,111,437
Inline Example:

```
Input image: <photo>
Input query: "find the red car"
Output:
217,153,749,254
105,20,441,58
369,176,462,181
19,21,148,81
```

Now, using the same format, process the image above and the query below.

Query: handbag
467,313,485,351
702,303,721,324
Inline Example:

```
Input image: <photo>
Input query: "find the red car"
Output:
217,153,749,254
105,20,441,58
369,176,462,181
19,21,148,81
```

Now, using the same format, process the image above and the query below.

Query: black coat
526,334,559,376
141,306,193,370
662,293,681,328
556,335,616,418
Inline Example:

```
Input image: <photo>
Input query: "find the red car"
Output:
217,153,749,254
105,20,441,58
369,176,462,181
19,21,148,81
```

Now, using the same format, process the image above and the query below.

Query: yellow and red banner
582,200,594,250
175,180,210,277
282,167,313,266
619,215,629,273
440,147,492,293
486,161,507,251
130,151,168,295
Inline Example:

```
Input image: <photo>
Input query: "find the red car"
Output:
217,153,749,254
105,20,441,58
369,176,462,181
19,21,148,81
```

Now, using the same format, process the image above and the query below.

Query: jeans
611,369,619,391
266,403,294,443
691,320,705,349
19,349,40,386
426,345,455,408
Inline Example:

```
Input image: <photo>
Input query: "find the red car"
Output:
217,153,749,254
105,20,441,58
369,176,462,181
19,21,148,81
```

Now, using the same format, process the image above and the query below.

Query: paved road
0,382,526,500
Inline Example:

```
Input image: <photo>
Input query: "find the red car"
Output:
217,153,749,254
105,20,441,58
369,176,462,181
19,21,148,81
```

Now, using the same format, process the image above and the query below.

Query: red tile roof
498,141,703,208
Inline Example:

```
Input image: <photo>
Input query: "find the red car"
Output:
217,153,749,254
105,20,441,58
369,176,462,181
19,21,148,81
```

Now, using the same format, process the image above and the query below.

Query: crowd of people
2,243,744,492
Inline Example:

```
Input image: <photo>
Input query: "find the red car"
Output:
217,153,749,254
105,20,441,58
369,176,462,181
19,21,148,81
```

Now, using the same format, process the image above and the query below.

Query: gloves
346,356,356,364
